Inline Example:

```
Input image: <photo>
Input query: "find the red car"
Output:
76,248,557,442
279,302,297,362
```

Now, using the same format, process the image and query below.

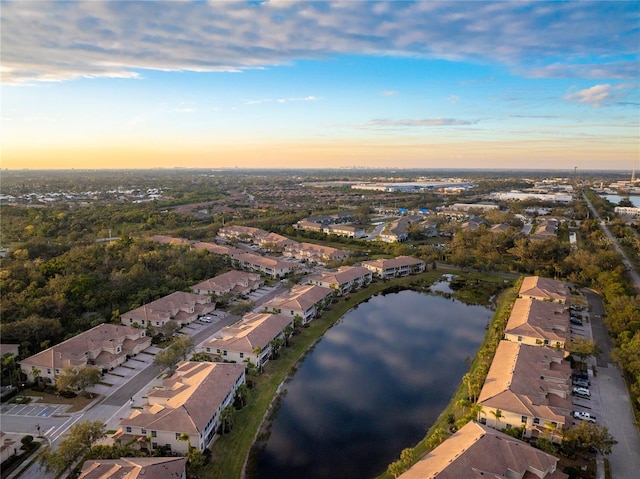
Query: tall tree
40,420,105,475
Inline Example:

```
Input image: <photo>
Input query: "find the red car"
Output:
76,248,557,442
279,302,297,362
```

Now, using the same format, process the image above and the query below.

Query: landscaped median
196,269,513,479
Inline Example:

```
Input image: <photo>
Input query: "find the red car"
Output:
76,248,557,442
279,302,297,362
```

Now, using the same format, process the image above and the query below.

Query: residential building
193,241,243,256
362,256,425,279
478,341,572,443
379,217,410,242
257,232,297,250
615,206,640,218
283,242,350,265
305,266,372,295
121,291,215,329
116,361,245,453
217,225,267,242
519,276,570,304
201,312,293,367
295,219,324,233
504,298,570,350
79,457,187,479
262,284,333,324
323,224,366,238
231,252,295,278
399,421,567,479
450,203,500,212
191,270,263,298
530,218,559,241
19,324,151,384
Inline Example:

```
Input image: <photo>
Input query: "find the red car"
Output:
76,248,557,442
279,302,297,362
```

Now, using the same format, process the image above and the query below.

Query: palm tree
456,398,471,415
490,409,503,429
177,432,192,452
30,367,41,387
252,346,263,372
283,325,294,347
220,405,235,434
543,421,557,442
234,383,249,409
470,403,483,422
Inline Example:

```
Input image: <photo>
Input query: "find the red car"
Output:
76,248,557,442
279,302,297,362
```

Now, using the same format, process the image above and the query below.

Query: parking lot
569,310,601,425
0,403,68,418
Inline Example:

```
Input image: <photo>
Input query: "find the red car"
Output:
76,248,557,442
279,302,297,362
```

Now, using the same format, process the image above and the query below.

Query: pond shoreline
242,272,512,479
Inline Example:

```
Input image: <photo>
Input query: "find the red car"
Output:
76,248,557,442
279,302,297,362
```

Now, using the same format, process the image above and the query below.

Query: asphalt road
583,192,640,294
585,289,640,479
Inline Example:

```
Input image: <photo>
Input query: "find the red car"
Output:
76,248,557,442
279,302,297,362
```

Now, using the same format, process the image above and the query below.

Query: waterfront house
398,421,567,479
305,266,372,295
79,457,187,479
478,341,572,443
262,284,333,324
504,298,570,351
361,256,425,279
201,312,293,367
519,276,570,304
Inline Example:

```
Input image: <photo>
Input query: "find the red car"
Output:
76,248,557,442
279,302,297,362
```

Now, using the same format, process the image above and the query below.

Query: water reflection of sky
254,290,491,479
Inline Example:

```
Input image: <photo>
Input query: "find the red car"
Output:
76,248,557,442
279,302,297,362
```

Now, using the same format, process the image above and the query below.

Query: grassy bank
196,269,515,479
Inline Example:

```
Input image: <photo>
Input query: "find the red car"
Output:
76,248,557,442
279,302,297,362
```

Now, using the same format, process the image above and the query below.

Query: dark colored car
570,317,583,326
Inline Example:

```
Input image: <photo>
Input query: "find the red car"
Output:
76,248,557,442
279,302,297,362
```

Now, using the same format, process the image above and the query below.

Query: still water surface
602,194,640,207
254,290,492,479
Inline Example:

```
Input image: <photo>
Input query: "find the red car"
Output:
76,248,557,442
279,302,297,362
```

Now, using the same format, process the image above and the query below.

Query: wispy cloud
364,118,479,129
243,96,319,105
382,90,398,96
563,84,632,107
1,1,637,84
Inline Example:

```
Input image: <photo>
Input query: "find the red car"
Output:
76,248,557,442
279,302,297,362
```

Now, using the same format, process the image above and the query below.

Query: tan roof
79,457,186,479
122,291,212,323
478,342,572,424
233,252,292,270
306,266,371,287
204,313,293,353
363,255,425,270
121,362,244,434
218,225,266,238
505,298,569,344
264,284,332,312
192,270,262,294
399,421,567,479
193,242,243,256
519,276,570,303
20,324,148,371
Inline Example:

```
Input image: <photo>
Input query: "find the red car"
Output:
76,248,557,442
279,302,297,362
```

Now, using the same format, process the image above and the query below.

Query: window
223,351,227,356
543,339,549,345
141,429,146,434
240,353,244,358
206,348,211,353
126,427,132,433
533,418,540,425
151,431,157,437
175,433,181,439
166,444,172,450
480,418,487,425
152,442,157,449
521,416,527,423
517,336,523,342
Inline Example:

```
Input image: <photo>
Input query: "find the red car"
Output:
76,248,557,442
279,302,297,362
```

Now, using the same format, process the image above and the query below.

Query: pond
253,289,492,479
601,194,640,208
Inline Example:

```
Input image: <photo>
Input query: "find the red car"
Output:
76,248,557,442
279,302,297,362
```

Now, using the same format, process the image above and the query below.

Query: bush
59,389,77,398
21,435,34,448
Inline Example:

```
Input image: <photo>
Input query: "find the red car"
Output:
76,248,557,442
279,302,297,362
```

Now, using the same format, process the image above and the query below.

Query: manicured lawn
16,389,98,413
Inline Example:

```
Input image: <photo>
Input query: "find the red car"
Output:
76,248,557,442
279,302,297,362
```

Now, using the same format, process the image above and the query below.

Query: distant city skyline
1,1,638,171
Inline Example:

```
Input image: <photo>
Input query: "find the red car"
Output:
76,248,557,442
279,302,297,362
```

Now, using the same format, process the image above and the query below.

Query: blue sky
1,0,638,170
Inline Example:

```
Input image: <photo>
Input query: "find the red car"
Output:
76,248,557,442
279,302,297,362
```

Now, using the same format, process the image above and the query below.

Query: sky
1,0,639,171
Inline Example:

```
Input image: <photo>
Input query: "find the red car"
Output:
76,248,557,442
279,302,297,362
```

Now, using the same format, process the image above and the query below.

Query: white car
572,386,591,397
573,411,596,423
200,316,212,323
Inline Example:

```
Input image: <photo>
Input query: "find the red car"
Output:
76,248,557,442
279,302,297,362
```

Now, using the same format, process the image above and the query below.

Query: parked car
573,386,591,397
573,378,590,387
570,317,583,326
573,411,596,423
200,316,212,323
573,371,589,380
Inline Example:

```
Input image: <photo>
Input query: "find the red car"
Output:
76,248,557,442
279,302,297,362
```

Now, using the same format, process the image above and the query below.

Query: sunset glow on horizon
2,1,638,171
